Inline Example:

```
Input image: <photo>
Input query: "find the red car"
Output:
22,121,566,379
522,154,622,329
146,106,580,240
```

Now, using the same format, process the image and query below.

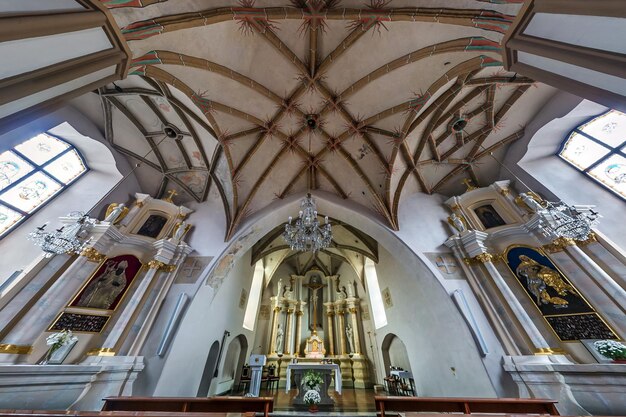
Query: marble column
325,304,335,356
563,242,626,310
336,307,346,356
295,310,304,357
269,305,281,354
476,253,552,352
348,304,361,355
95,262,167,354
284,305,294,355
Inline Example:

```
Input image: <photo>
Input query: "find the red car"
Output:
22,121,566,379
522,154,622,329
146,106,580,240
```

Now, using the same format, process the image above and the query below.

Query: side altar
286,363,341,408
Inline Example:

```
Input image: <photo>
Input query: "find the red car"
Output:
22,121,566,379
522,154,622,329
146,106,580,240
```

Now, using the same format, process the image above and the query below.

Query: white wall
153,248,256,396
372,245,497,397
0,105,139,283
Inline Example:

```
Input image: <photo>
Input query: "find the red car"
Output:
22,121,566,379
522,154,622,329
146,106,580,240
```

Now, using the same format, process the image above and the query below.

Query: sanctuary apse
0,0,626,416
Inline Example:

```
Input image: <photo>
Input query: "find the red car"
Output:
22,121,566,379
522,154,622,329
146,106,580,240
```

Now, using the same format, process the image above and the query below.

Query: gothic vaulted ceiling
102,0,556,239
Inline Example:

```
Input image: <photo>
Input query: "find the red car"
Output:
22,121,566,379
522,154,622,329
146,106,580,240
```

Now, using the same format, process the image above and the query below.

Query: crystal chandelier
28,212,95,257
538,201,599,241
283,193,332,253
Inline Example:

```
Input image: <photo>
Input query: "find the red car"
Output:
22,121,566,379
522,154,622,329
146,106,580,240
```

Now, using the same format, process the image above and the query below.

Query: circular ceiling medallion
163,124,182,140
305,114,319,130
452,117,468,133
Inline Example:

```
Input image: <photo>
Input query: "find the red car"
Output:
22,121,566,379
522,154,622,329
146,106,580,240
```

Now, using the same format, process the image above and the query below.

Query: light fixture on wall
28,128,170,257
483,146,599,241
283,193,332,253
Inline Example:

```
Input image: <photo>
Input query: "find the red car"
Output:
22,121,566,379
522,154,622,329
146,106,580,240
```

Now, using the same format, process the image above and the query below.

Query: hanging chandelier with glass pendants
283,193,332,253
28,212,95,257
537,201,599,241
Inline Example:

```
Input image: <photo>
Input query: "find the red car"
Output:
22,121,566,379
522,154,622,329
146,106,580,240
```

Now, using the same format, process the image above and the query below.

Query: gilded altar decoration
48,312,110,333
69,254,143,310
505,246,618,341
80,246,106,263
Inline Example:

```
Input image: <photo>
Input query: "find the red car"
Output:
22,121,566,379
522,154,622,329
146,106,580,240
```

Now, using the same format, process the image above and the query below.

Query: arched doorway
381,333,411,376
197,340,220,397
220,334,249,394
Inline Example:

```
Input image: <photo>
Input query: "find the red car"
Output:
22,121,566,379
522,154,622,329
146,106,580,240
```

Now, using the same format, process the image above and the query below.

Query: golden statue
515,255,578,307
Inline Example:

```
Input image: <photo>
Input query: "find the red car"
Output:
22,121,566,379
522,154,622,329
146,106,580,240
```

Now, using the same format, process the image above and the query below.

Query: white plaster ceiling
102,0,556,239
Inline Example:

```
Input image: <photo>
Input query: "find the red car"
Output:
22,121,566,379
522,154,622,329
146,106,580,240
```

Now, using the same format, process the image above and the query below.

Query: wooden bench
102,396,273,417
374,396,559,416
0,411,254,417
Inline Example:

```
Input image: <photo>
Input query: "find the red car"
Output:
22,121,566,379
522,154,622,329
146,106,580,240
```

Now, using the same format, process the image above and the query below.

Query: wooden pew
102,396,273,417
374,396,560,416
0,411,254,417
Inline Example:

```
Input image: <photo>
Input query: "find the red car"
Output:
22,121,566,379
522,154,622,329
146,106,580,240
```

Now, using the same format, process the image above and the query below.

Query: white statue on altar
346,324,355,354
520,192,544,212
346,281,355,298
276,324,284,353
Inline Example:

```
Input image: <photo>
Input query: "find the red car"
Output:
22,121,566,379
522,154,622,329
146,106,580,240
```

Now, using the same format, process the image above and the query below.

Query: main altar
263,269,371,394
285,363,341,407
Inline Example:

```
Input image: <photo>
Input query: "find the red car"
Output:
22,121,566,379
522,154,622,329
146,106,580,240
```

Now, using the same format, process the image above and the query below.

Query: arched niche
219,334,248,393
381,333,411,376
196,340,220,397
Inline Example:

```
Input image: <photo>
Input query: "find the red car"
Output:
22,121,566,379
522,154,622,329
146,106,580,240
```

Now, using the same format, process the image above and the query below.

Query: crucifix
163,189,178,203
303,275,326,334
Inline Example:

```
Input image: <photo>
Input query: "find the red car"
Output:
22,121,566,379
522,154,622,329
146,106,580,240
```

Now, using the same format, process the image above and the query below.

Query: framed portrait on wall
504,245,618,341
474,204,507,229
136,214,168,238
69,254,143,311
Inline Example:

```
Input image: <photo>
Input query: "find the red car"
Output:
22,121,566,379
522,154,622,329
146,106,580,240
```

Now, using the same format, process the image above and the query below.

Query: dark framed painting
69,254,143,311
474,204,507,229
136,214,168,238
48,312,110,333
505,246,618,341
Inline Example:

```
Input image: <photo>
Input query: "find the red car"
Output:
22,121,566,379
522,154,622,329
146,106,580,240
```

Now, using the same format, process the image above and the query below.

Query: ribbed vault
102,0,555,240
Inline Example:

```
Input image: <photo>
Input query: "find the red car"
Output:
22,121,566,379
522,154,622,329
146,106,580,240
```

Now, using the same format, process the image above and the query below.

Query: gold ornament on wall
80,247,106,263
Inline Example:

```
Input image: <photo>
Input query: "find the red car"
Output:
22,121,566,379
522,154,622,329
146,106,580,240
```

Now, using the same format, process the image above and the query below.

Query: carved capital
348,307,358,314
475,253,494,263
148,260,176,271
80,247,106,263
0,344,32,355
86,347,116,356
499,188,511,196
544,237,576,253
295,311,304,316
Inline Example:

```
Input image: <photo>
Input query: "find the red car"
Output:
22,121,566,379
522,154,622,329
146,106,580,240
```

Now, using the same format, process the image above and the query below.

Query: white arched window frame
0,132,88,238
558,109,626,201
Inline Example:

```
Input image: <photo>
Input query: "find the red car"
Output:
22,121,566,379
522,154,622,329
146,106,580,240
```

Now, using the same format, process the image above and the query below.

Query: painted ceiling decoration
101,0,556,240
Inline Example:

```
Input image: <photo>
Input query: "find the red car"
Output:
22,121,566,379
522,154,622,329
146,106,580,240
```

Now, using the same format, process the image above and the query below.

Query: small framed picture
581,339,613,363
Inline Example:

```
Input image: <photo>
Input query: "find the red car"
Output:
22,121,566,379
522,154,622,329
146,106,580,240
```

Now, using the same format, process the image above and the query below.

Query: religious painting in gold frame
504,245,618,342
68,254,143,311
48,311,111,334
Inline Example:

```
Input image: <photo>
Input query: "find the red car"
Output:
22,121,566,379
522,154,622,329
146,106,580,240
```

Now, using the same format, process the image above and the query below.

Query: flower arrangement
41,330,77,364
302,370,324,391
594,340,626,360
303,389,321,406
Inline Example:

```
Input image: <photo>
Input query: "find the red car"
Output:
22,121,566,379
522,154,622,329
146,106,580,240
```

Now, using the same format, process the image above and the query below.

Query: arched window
0,133,88,238
559,109,626,200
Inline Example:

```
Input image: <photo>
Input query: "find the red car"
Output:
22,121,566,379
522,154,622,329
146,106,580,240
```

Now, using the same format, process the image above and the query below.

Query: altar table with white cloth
285,363,342,405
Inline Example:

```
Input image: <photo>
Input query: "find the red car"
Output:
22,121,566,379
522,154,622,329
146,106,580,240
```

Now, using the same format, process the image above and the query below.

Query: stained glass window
0,133,88,238
559,110,626,200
